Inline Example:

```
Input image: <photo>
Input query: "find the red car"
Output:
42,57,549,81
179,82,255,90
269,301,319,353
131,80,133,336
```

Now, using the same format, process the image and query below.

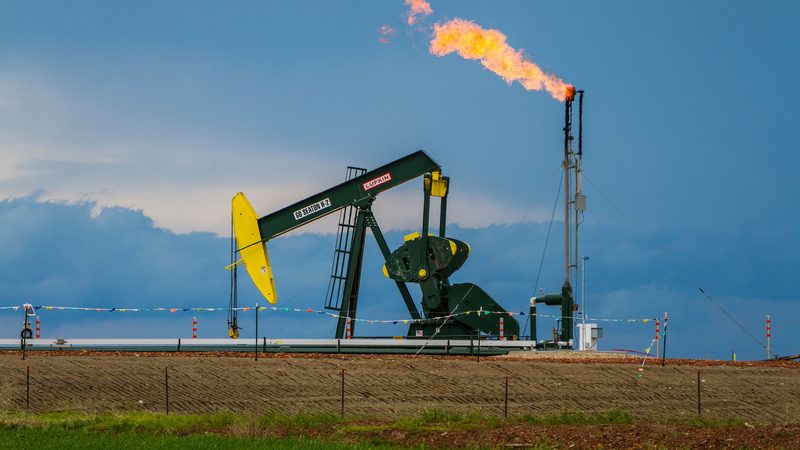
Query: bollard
255,304,259,361
655,318,660,359
766,316,771,359
35,317,40,339
499,318,505,341
192,317,197,339
661,312,669,367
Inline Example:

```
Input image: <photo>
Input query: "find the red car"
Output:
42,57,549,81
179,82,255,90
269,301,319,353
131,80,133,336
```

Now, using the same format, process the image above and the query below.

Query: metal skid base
2,338,537,356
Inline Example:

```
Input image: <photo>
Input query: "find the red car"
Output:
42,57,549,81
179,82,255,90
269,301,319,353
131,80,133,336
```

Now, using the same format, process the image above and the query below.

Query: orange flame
405,0,433,26
430,18,573,101
379,23,396,44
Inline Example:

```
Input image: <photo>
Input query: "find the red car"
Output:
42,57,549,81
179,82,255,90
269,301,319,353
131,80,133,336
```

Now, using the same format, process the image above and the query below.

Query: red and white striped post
766,315,771,359
192,317,197,339
35,316,40,339
345,317,352,340
654,318,660,358
499,317,505,340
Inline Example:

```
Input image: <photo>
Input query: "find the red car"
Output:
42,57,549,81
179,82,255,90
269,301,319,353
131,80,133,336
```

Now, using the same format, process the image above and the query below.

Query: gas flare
379,24,396,44
430,18,573,101
405,0,433,26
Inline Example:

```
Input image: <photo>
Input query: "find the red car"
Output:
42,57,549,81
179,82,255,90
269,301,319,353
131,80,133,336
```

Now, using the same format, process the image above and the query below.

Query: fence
2,354,798,423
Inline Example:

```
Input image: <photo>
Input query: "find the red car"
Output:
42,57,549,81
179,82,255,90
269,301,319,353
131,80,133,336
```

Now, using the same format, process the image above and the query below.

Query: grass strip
0,427,390,450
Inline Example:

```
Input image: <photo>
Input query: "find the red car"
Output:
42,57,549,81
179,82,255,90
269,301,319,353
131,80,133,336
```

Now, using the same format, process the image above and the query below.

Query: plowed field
1,352,798,424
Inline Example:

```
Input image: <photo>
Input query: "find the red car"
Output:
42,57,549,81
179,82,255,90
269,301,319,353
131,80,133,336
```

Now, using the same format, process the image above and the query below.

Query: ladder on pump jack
324,166,367,314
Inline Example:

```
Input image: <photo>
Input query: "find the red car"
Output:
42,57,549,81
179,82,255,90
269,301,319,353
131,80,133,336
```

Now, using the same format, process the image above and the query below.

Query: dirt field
1,352,799,424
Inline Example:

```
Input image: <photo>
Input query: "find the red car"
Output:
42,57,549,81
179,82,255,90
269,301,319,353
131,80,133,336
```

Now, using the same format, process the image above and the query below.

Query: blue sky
0,1,798,360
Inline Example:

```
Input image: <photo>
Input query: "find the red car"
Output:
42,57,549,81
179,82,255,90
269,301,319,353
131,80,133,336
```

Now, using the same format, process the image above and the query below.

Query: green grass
518,409,634,425
0,411,241,435
0,427,390,450
0,408,743,449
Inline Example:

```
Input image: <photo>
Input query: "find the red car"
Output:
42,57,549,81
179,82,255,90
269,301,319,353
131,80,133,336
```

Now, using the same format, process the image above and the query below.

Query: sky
0,1,798,360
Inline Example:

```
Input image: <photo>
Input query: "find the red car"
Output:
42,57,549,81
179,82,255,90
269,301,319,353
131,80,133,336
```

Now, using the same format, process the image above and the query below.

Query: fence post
504,376,509,419
340,368,345,419
696,370,701,417
26,366,30,412
165,367,170,415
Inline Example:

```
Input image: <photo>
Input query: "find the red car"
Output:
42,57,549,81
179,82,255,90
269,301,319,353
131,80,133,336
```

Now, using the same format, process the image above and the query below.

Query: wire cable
583,172,777,357
698,287,775,356
522,170,564,336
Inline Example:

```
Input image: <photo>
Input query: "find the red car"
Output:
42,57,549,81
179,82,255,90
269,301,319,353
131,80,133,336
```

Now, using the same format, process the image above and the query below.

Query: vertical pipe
421,174,431,267
576,91,584,299
529,299,537,345
563,98,572,286
578,91,584,157
581,257,588,328
439,180,448,238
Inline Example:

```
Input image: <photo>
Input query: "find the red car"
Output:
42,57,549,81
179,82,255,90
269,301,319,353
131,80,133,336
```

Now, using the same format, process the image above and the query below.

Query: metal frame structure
233,150,520,340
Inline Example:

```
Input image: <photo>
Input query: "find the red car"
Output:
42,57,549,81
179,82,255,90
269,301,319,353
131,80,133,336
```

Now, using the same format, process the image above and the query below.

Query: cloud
0,70,559,237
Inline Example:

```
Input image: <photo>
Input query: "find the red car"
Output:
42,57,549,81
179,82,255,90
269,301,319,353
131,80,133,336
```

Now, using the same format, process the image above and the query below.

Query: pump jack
229,151,519,340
